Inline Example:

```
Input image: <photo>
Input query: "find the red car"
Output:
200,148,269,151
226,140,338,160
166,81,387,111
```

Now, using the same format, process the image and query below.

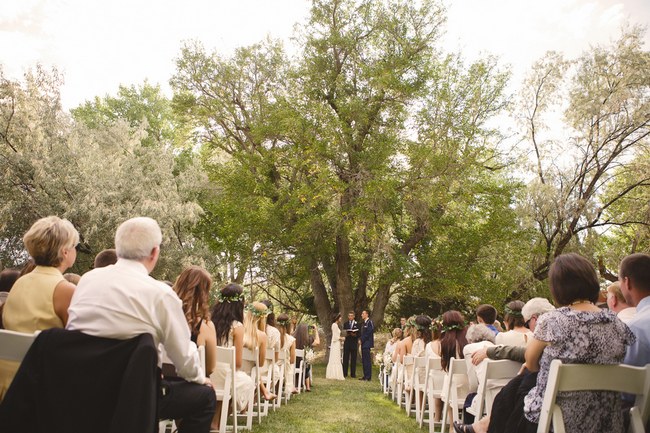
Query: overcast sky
2,0,649,109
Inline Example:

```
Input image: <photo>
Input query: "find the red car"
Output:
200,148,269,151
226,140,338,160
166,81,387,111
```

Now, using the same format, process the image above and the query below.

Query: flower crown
504,306,523,317
216,291,245,303
430,316,443,331
245,303,270,317
277,317,290,326
442,323,464,333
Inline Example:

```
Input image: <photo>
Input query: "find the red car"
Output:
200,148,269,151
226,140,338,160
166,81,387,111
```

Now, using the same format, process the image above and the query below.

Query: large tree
513,27,650,297
172,0,517,328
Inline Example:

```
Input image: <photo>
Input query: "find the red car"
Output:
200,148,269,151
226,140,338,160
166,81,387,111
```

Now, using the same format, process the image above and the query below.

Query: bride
326,313,345,380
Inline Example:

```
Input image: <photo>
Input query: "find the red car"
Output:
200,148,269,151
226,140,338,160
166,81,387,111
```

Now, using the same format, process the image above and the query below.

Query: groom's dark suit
342,318,359,377
360,318,374,380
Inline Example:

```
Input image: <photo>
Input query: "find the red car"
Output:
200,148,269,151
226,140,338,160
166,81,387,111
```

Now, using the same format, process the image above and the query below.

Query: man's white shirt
67,259,205,384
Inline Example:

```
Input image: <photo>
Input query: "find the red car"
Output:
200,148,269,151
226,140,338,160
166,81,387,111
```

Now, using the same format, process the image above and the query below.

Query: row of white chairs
383,352,650,433
172,345,308,433
0,329,309,433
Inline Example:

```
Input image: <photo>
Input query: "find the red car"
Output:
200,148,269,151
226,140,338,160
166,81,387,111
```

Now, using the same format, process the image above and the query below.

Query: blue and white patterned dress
523,307,635,432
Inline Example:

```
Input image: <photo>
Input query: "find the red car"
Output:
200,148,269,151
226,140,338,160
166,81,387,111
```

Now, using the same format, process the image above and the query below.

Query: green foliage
0,67,208,279
513,26,650,292
171,0,520,325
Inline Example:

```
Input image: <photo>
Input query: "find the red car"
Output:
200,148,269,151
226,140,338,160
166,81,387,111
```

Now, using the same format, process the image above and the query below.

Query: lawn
251,363,423,433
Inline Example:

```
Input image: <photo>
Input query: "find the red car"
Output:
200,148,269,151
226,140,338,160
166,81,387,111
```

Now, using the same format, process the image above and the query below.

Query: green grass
250,363,423,433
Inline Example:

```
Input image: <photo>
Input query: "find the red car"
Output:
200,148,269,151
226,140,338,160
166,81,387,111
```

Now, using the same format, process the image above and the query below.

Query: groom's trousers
342,337,357,377
361,346,372,380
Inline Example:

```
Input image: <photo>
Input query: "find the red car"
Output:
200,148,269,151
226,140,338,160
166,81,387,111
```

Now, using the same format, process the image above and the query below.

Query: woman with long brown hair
172,265,217,375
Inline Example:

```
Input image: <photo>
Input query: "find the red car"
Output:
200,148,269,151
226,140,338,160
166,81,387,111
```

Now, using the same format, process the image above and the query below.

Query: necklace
569,299,594,306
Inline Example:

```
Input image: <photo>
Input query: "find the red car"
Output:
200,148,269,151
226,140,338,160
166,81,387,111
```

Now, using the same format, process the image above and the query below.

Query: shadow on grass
250,363,424,433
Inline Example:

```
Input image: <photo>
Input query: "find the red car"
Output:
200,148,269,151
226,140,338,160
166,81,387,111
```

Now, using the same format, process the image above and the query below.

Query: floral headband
277,317,290,326
442,323,464,333
217,291,245,304
504,306,523,317
430,317,443,331
245,303,270,317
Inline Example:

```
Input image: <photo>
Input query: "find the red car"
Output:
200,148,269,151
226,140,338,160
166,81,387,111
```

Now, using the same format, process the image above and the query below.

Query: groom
359,310,374,381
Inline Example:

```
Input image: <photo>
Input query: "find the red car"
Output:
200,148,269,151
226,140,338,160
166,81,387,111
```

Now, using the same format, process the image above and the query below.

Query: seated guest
455,254,634,433
0,268,20,293
392,315,415,363
384,328,402,356
606,281,636,323
243,301,276,401
463,324,496,421
67,217,215,433
475,304,499,335
0,268,20,330
261,299,281,391
93,248,118,268
294,322,320,392
210,283,255,430
495,301,532,346
471,298,555,365
1,216,78,401
620,254,650,367
276,313,297,395
173,266,217,375
619,253,650,431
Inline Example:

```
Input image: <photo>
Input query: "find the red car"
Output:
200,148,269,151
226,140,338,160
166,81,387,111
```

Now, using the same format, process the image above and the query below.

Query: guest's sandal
453,421,475,433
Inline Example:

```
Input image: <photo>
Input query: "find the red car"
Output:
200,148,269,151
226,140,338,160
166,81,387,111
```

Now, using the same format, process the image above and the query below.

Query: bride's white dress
326,323,345,380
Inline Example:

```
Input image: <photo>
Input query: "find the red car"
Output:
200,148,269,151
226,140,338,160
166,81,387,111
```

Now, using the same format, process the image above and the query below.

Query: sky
1,0,649,110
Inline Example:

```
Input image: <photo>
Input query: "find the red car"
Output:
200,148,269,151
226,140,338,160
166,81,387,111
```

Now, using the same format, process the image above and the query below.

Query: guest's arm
258,331,268,367
233,325,245,370
471,345,526,364
524,338,548,373
53,280,75,325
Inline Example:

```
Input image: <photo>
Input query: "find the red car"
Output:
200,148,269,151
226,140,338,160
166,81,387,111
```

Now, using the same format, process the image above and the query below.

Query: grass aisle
251,363,423,433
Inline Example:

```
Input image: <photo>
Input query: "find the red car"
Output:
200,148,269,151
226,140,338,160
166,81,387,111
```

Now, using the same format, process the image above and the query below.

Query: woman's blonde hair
23,216,79,267
243,302,267,350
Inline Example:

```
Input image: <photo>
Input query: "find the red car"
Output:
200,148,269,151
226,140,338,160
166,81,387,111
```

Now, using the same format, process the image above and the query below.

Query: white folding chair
294,348,305,394
274,349,285,408
208,346,235,433
411,356,427,422
420,356,445,433
391,356,403,402
0,329,39,362
241,347,259,428
473,359,522,418
399,355,414,409
440,357,469,433
257,348,275,417
537,360,650,433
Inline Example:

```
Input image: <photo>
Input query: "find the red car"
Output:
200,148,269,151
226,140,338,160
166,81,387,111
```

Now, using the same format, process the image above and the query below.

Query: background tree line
1,0,648,335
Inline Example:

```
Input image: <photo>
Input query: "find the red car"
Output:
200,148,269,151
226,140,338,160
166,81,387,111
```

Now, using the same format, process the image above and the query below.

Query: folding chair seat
537,360,650,433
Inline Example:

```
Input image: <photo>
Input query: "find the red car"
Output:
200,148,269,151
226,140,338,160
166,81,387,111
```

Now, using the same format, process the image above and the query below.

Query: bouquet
304,348,316,365
374,352,384,367
382,352,393,375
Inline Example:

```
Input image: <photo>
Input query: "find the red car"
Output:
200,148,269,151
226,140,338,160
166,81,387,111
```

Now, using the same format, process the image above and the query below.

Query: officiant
342,311,360,378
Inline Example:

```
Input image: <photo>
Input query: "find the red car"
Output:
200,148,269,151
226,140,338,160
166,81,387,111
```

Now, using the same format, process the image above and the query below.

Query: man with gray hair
67,217,216,433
